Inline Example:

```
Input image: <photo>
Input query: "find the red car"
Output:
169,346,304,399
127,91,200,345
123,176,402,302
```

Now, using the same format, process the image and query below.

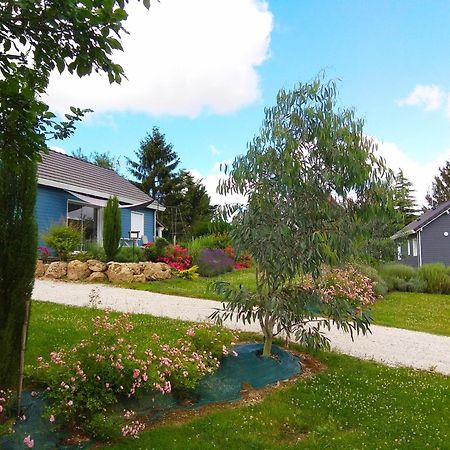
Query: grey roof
392,199,450,239
37,149,162,208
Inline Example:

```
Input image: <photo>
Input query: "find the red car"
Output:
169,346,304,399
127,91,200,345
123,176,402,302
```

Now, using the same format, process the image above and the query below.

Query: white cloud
397,84,444,112
189,160,247,206
45,0,273,118
376,139,450,207
210,144,221,156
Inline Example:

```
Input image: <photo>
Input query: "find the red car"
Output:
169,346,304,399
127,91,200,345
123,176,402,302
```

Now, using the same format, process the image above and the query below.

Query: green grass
371,291,450,336
122,268,256,300
25,301,449,450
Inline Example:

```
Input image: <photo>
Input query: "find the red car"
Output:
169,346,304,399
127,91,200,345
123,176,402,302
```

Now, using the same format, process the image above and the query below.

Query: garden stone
106,263,134,283
87,271,107,282
67,260,91,281
133,274,147,283
35,259,45,278
124,262,143,275
87,259,107,272
45,262,68,279
142,262,172,281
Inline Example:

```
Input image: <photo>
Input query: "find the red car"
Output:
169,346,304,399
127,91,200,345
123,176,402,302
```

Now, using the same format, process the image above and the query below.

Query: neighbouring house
391,200,450,267
37,149,164,248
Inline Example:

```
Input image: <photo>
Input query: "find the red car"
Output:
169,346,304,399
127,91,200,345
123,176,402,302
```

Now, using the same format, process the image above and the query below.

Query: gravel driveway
33,279,450,376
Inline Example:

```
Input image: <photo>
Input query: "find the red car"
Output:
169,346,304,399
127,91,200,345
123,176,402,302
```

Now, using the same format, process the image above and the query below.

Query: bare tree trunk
17,298,31,416
260,313,274,357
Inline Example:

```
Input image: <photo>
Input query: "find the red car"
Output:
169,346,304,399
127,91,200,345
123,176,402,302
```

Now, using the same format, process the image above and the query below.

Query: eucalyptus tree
0,0,151,397
211,77,391,356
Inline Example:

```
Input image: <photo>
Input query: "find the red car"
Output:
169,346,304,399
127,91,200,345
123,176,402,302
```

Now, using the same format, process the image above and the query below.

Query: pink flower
49,414,55,423
186,327,195,337
133,369,140,379
0,405,3,413
23,435,34,448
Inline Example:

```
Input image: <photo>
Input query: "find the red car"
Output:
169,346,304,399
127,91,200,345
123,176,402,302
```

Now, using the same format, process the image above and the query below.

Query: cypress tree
103,196,121,261
426,161,450,207
0,152,37,390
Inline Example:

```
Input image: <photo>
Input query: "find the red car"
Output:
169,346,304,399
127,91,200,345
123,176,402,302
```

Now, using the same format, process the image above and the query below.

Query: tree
127,127,180,202
211,77,388,357
426,161,450,207
72,148,121,172
163,171,214,240
103,196,122,261
394,170,419,225
0,0,150,396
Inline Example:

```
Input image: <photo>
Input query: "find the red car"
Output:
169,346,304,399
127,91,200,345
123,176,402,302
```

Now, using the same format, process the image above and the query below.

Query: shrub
115,246,144,263
235,251,252,270
37,246,50,263
143,237,169,262
157,244,191,271
417,263,450,294
42,223,81,261
198,248,234,277
84,242,106,261
353,263,387,297
312,264,379,306
103,196,121,261
379,264,416,291
36,311,235,440
175,265,199,280
187,233,231,263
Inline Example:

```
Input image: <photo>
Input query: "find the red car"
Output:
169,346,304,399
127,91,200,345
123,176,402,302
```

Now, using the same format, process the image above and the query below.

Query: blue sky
48,0,450,206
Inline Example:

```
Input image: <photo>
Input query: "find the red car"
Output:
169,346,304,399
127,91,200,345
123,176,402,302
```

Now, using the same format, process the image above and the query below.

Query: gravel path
33,279,450,376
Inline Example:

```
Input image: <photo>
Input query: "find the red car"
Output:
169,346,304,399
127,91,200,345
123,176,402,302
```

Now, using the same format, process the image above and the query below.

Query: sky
47,0,450,207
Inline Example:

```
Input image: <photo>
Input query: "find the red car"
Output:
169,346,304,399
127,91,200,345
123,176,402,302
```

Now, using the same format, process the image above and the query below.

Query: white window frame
397,245,402,261
412,237,418,257
407,240,411,256
130,211,145,238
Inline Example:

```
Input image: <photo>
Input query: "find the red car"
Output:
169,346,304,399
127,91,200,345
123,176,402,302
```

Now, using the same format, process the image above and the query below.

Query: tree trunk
262,334,273,357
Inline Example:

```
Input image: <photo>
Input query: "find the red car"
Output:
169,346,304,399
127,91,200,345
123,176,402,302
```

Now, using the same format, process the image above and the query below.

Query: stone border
35,259,172,283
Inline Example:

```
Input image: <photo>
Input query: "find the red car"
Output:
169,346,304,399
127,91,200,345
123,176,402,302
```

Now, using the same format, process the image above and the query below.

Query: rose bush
36,311,235,440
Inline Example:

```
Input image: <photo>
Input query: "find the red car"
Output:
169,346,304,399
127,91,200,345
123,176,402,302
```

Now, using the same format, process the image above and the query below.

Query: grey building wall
421,212,450,265
397,236,419,267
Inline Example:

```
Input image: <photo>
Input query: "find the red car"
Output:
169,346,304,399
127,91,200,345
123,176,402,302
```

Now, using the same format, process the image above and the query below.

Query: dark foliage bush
417,263,450,294
115,246,145,263
143,237,169,262
198,248,234,277
378,264,416,291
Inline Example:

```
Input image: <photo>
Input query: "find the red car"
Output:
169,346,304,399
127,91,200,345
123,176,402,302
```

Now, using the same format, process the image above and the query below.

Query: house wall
37,185,156,248
397,236,419,268
421,212,450,265
36,185,77,247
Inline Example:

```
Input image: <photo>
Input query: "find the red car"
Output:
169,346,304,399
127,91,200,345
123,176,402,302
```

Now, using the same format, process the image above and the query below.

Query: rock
133,274,147,283
35,260,45,278
67,260,91,281
106,263,135,283
87,271,107,282
125,263,143,275
87,259,107,272
45,261,68,279
142,262,172,281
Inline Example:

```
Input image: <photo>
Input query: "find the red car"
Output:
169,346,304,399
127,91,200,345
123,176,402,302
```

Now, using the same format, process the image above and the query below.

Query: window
397,245,402,261
407,240,411,256
412,237,418,257
67,202,98,246
130,212,145,238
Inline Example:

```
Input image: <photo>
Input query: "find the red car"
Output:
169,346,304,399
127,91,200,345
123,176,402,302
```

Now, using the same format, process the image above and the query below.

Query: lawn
371,291,450,336
121,268,256,301
23,301,450,450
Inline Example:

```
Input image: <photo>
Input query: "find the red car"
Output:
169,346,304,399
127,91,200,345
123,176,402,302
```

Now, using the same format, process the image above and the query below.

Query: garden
3,76,450,450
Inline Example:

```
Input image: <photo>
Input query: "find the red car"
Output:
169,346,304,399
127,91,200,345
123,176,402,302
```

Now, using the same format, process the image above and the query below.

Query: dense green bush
417,263,450,294
378,264,416,291
42,223,81,261
115,246,145,263
143,237,169,262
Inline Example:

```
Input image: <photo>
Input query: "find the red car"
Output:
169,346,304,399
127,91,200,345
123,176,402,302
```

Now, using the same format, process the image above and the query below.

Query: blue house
37,149,164,248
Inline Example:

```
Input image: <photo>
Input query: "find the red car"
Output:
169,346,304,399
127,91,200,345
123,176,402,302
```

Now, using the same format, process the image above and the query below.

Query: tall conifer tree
426,161,450,207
